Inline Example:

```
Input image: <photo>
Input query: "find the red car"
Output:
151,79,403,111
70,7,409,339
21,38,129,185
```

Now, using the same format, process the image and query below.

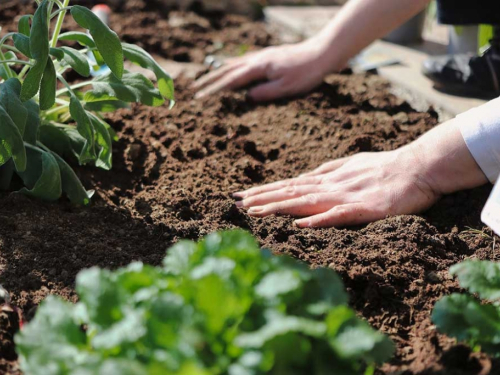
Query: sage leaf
12,34,32,58
39,58,56,110
88,113,112,170
122,43,175,104
71,6,123,79
0,106,26,171
69,94,96,164
50,150,93,205
20,0,49,102
84,72,164,107
58,46,91,77
18,145,62,201
0,78,28,136
18,15,31,37
58,31,96,49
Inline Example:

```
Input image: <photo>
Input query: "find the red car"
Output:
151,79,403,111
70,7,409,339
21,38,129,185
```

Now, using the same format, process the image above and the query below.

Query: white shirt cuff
457,97,500,184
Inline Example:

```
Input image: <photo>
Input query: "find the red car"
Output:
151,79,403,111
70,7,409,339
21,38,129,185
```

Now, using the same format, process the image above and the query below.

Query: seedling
0,0,174,204
433,260,500,355
16,230,394,375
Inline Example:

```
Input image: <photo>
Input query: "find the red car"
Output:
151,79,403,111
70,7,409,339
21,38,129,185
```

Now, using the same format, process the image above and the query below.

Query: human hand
193,40,337,101
234,122,488,228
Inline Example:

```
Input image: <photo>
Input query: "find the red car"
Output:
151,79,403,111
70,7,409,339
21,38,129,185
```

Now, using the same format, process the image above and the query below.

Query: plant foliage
433,260,500,355
16,230,393,374
0,0,174,204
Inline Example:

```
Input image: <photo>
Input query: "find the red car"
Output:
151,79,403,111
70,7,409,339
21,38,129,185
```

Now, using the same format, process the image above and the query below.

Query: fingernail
235,201,244,208
233,192,246,199
248,207,264,214
194,92,205,100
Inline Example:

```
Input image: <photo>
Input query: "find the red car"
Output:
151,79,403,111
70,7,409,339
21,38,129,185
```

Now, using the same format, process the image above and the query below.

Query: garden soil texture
1,1,499,374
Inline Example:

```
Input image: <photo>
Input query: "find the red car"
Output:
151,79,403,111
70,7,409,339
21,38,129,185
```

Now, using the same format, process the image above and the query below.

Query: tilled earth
1,1,499,374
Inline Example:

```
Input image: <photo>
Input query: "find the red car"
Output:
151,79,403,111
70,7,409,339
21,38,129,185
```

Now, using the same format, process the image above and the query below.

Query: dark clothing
438,0,500,25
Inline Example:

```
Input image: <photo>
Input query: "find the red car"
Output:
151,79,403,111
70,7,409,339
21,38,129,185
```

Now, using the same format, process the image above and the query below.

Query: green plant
16,230,393,375
0,0,174,204
433,260,500,355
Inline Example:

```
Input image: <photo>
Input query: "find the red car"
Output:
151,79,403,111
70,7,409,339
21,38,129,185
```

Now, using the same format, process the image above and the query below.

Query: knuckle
302,193,319,205
283,186,297,196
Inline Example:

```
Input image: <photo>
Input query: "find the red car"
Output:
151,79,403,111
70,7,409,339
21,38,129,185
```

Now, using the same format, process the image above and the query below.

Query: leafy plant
16,230,393,375
433,260,500,355
0,0,174,204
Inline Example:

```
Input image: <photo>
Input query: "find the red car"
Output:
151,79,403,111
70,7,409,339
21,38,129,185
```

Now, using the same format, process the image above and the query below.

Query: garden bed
1,1,499,374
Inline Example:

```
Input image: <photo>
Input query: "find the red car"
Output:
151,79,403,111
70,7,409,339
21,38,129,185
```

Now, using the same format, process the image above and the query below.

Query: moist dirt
0,1,499,374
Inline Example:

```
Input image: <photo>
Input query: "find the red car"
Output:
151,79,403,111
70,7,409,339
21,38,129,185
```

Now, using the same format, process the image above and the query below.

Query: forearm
311,0,431,73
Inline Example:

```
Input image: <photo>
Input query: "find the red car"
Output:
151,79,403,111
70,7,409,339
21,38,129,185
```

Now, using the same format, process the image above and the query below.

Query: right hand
193,40,339,102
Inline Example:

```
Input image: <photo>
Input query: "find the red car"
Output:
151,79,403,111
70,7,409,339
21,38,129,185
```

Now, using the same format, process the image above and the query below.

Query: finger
247,193,346,218
295,203,380,228
234,176,323,199
192,62,242,90
237,184,332,208
195,64,267,99
248,78,289,102
300,158,350,177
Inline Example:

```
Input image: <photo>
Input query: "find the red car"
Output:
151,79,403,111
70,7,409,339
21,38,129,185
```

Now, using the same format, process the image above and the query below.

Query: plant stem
0,51,14,79
0,60,33,66
50,0,71,48
56,80,92,96
18,64,31,81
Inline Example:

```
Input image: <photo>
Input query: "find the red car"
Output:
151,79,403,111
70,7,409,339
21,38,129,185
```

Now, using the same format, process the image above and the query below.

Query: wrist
407,120,488,196
303,35,346,76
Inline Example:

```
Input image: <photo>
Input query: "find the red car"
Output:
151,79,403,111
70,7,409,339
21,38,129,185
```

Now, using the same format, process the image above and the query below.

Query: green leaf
20,0,50,102
50,150,93,205
88,113,112,170
17,145,62,201
84,72,164,107
58,46,91,77
58,31,96,49
255,270,302,300
331,322,394,363
451,261,500,300
49,47,64,61
15,296,88,372
163,241,197,275
122,43,175,104
12,33,32,58
18,15,31,37
85,100,129,113
0,106,26,171
236,312,327,348
0,78,28,136
0,161,15,190
71,6,124,79
39,58,56,110
69,94,96,164
23,100,40,145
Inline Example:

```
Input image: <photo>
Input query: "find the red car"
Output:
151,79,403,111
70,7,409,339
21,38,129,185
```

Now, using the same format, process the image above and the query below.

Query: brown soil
1,2,500,375
0,0,276,64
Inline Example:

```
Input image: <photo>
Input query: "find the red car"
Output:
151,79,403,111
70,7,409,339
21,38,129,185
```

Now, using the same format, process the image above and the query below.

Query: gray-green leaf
50,151,93,205
122,43,175,104
20,0,49,101
58,46,91,77
0,106,26,171
18,145,62,201
69,94,96,164
58,31,96,49
39,58,56,110
84,72,164,107
71,6,123,79
18,15,31,37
